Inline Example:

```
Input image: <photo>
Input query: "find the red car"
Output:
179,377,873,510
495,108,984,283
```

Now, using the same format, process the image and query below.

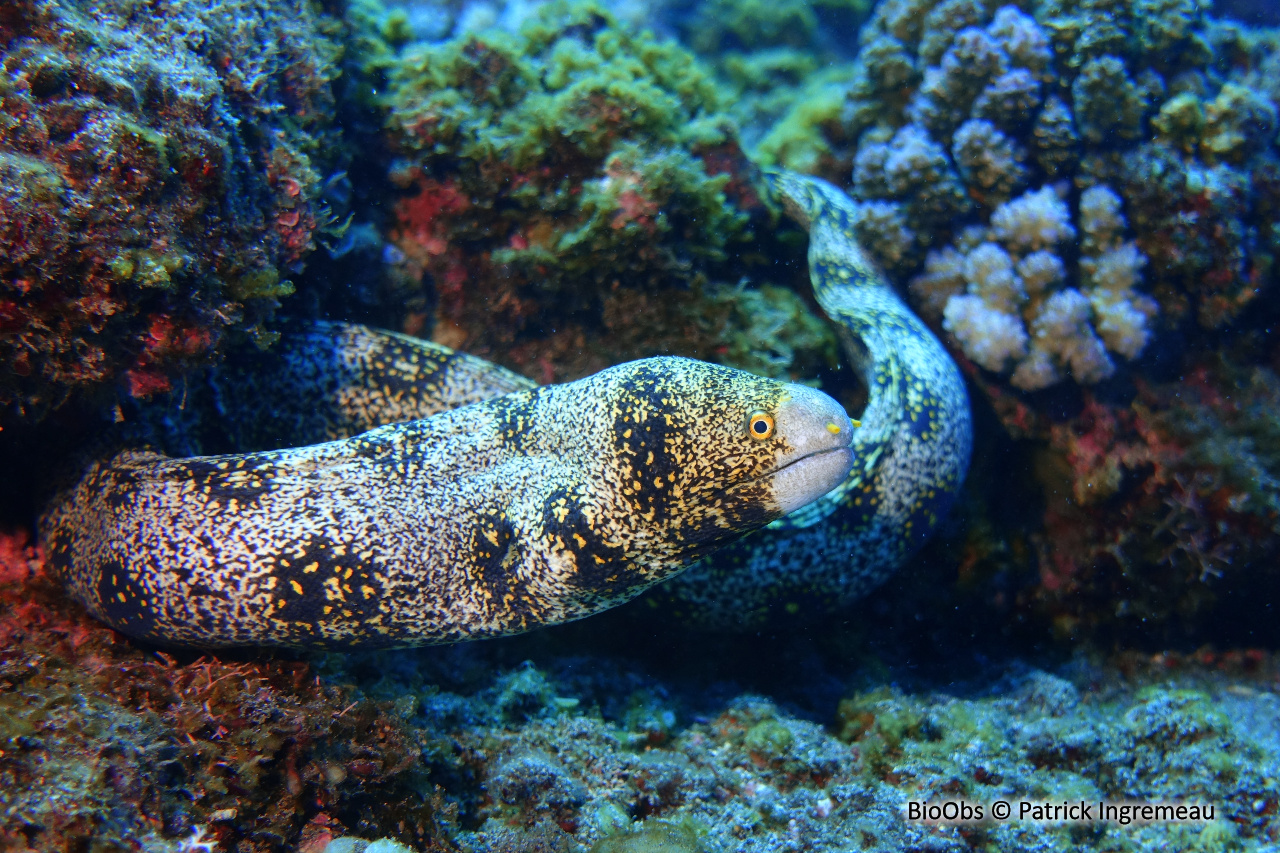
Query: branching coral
769,0,1280,389
916,183,1154,390
0,0,346,426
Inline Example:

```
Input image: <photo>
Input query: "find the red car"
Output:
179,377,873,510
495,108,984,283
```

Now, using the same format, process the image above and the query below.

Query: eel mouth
695,382,857,523
759,443,855,515
713,443,853,521
762,382,857,515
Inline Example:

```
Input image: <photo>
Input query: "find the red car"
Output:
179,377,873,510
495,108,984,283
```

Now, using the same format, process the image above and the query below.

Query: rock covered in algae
0,0,348,426
0,529,446,852
342,0,839,386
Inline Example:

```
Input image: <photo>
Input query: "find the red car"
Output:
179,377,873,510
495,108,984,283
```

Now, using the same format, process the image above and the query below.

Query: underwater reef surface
772,0,1280,384
0,0,346,427
1,0,1280,849
3,528,1280,853
324,0,844,390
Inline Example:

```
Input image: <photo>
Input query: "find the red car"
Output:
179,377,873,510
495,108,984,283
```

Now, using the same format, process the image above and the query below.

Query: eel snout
765,384,855,515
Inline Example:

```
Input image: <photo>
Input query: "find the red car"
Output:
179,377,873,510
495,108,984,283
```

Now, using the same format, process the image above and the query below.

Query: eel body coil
41,170,971,644
660,171,974,626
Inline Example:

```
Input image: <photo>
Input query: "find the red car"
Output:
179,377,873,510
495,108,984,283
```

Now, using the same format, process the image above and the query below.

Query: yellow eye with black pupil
748,411,775,440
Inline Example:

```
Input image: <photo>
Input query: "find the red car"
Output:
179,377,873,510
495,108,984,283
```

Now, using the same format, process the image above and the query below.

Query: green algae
493,142,747,283
1154,91,1208,149
343,0,843,388
711,282,840,381
743,720,795,757
755,74,856,172
229,267,296,302
382,2,724,170
0,152,67,204
590,819,704,853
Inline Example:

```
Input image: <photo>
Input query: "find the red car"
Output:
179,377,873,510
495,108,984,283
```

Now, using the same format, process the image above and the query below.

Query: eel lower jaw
713,443,855,518
767,445,856,515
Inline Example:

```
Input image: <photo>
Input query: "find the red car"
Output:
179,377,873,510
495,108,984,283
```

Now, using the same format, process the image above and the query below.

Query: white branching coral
931,183,1157,390
943,294,1028,371
989,185,1075,251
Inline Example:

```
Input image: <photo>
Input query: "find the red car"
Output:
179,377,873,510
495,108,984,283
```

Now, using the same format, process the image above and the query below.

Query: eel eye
747,411,775,441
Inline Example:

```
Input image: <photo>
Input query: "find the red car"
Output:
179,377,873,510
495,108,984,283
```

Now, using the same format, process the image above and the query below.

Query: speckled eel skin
656,170,973,627
41,170,970,645
41,330,857,647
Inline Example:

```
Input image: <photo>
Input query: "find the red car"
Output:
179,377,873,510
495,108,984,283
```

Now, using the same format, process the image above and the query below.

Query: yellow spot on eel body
290,579,304,595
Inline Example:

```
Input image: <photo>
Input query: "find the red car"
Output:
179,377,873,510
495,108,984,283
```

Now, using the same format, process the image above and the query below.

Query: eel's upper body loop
658,170,974,627
41,348,856,647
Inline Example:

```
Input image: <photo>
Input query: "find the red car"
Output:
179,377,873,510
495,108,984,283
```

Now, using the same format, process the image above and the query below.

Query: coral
852,123,969,237
988,185,1075,251
0,0,347,426
773,0,1280,379
951,118,1027,203
1071,55,1146,144
930,184,1154,389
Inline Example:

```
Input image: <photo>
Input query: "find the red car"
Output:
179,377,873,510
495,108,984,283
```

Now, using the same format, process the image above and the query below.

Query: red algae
0,0,347,427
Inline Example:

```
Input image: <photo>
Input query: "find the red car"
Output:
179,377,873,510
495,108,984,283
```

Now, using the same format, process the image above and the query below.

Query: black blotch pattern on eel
41,349,856,647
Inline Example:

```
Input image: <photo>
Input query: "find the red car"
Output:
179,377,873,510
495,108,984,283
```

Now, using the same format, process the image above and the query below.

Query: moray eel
656,170,973,626
41,354,856,647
